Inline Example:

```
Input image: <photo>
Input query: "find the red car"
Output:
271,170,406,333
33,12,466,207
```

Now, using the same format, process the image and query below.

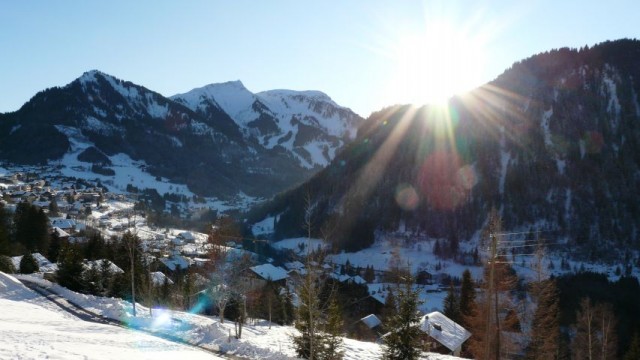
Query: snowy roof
350,275,367,285
11,253,57,273
150,271,174,286
419,311,471,352
160,255,190,271
50,218,76,229
52,227,70,238
83,259,124,274
283,260,305,271
360,314,382,329
250,264,289,281
178,231,195,241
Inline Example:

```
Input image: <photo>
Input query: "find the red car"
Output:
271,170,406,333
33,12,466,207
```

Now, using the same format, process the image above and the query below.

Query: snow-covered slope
0,272,222,360
172,82,363,168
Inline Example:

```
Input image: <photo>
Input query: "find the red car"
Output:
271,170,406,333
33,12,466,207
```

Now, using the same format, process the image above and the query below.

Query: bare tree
572,298,617,360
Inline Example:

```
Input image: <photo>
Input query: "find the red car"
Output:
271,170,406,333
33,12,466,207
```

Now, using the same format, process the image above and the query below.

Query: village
0,165,470,357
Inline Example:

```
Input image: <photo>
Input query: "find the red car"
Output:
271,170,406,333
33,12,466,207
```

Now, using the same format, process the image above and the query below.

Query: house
50,218,77,233
150,271,174,286
249,263,289,283
419,311,471,357
51,227,70,241
11,253,58,273
83,259,124,274
159,254,190,272
360,314,382,329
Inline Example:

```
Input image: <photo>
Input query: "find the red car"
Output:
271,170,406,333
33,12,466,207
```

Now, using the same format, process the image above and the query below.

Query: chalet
159,254,190,272
11,253,58,273
419,311,471,357
242,263,289,290
150,271,174,286
51,218,77,233
51,227,70,241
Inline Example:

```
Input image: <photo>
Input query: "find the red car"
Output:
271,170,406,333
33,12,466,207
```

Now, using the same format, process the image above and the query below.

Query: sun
388,20,487,106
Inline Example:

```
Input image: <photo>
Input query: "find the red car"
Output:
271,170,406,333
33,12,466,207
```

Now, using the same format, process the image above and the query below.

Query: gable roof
419,311,471,352
250,264,289,281
360,314,382,329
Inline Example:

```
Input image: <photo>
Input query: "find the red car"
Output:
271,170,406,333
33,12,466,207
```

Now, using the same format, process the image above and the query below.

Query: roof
150,271,174,286
83,259,124,274
160,255,190,271
11,253,57,273
360,314,382,329
419,311,471,352
250,264,289,281
50,218,76,229
52,227,70,238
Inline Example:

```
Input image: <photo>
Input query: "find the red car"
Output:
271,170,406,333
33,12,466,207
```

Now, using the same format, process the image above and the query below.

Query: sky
1,0,639,117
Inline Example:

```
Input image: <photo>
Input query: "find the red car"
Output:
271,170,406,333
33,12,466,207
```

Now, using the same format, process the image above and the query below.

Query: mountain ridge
246,39,640,256
0,70,363,199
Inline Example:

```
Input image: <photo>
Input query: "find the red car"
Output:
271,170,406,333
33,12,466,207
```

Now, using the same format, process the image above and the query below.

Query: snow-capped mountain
0,70,360,198
172,81,362,168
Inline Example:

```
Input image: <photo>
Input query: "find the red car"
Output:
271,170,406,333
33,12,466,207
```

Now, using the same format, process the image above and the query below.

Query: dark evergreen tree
13,203,49,254
624,332,640,360
443,282,461,324
382,280,423,360
0,255,15,273
0,203,10,255
19,252,39,274
48,232,63,263
459,269,476,328
48,198,59,216
527,279,560,359
324,295,344,360
56,243,85,292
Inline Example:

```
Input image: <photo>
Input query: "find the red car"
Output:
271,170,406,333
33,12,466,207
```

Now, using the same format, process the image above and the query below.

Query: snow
540,107,553,148
252,215,276,236
11,253,58,273
7,274,462,360
250,264,289,282
150,271,174,286
420,311,471,352
271,237,329,255
0,272,223,360
360,314,382,329
172,81,360,168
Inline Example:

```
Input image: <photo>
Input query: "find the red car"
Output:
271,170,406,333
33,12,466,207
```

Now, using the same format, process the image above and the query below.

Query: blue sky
1,0,639,116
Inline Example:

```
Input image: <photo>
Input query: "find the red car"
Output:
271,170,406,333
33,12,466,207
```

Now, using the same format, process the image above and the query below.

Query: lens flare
395,183,420,211
418,151,476,210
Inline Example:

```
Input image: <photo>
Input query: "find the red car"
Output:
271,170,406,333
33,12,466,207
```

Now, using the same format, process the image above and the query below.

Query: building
419,311,471,357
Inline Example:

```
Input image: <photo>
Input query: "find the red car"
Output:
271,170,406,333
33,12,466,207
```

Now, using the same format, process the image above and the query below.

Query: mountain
247,39,640,256
0,71,362,199
171,81,361,168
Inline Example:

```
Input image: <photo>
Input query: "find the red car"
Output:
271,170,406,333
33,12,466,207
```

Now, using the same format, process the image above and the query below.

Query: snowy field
7,273,463,360
0,272,223,360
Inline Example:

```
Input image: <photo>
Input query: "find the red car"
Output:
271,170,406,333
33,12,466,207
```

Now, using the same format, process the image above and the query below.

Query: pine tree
624,332,640,360
56,244,85,292
19,252,39,274
293,260,327,360
443,282,461,324
0,255,15,273
382,280,423,360
459,269,476,328
527,279,560,359
0,203,10,256
324,296,344,360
